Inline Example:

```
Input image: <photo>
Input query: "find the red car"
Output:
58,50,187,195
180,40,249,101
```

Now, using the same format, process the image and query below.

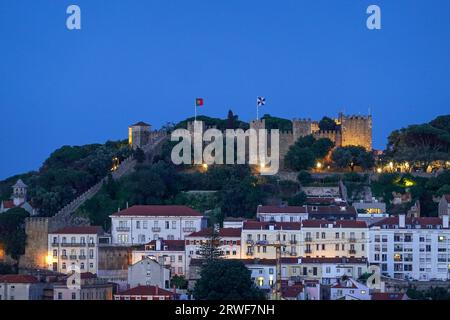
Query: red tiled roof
444,194,450,202
186,228,241,238
51,226,103,235
243,221,301,230
371,216,445,228
281,257,367,264
301,219,367,228
2,200,16,209
0,275,38,284
240,259,277,266
147,240,185,251
281,285,304,298
80,272,97,279
118,285,175,297
257,205,307,214
372,292,408,300
307,205,357,215
331,280,358,289
129,121,151,127
111,205,203,217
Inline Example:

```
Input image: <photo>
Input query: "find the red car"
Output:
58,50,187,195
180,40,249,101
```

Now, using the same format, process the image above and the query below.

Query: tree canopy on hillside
284,135,334,171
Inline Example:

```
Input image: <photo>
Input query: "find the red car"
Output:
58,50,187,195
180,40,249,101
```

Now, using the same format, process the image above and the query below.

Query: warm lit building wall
301,221,368,258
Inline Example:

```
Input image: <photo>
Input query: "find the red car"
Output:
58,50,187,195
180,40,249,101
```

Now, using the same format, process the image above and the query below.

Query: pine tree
198,226,223,262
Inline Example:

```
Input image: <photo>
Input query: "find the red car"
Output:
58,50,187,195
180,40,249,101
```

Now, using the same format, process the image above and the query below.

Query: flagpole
195,102,197,122
256,103,259,120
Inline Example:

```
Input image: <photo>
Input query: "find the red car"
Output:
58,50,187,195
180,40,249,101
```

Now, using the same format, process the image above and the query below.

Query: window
269,268,274,274
172,221,176,229
53,249,58,257
143,221,148,229
165,221,170,229
321,232,326,239
72,292,76,300
136,221,141,229
89,249,94,259
62,263,66,269
80,262,85,270
178,267,183,274
80,237,85,244
322,244,325,250
316,232,320,239
58,292,62,300
335,244,339,251
335,232,339,239
53,237,58,244
62,237,67,244
138,234,146,243
326,267,331,273
313,267,317,276
71,237,76,244
178,255,183,262
263,246,267,253
154,221,159,227
89,263,94,269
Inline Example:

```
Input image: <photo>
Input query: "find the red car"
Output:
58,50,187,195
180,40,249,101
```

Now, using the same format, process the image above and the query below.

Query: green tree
297,171,312,185
0,207,29,259
318,116,337,131
284,136,333,171
288,192,307,206
133,147,146,163
198,227,223,262
170,275,188,289
194,259,266,300
332,146,374,171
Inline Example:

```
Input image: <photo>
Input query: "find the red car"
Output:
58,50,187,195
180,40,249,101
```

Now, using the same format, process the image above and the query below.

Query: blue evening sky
1,0,449,179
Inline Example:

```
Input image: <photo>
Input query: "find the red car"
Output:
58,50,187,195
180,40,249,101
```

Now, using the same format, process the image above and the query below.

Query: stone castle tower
339,113,372,151
128,121,152,149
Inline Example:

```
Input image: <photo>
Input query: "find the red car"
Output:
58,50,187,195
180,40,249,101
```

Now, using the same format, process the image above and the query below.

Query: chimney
443,215,449,229
399,214,406,228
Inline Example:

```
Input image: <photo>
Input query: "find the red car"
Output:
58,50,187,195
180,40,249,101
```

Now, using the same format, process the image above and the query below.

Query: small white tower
12,179,28,206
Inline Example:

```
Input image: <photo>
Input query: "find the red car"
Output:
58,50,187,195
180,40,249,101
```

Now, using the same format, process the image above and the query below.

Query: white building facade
47,226,107,275
111,205,206,245
369,215,450,281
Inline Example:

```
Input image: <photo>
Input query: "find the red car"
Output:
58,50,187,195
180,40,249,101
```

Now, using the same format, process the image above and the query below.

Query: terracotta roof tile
186,228,241,238
257,206,307,214
372,292,408,300
112,205,203,217
118,285,175,297
243,221,301,230
0,275,38,284
51,226,103,235
301,219,367,228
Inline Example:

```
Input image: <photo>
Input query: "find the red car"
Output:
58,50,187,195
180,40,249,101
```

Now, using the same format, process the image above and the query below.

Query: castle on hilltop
254,112,373,161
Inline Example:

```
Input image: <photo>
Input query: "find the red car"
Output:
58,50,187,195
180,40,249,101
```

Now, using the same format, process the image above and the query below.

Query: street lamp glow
202,163,208,170
316,162,322,169
377,168,382,174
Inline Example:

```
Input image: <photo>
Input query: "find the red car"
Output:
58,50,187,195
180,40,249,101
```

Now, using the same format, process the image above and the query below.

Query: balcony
349,238,357,243
247,251,254,256
305,237,312,242
51,243,59,247
305,249,312,254
348,250,356,255
290,251,297,256
290,240,297,245
116,227,130,232
256,240,268,246
152,227,161,232
78,255,86,260
61,243,87,247
88,243,95,247
69,255,77,260
61,255,68,260
183,227,197,233
246,240,254,245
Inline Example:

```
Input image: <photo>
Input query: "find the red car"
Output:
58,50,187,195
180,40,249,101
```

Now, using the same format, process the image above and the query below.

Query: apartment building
243,259,277,289
185,228,242,267
132,239,186,276
369,214,450,281
127,257,170,290
0,275,44,300
47,226,109,275
110,205,206,245
114,285,177,300
280,257,368,285
330,278,370,300
301,220,368,258
241,222,302,259
53,272,114,300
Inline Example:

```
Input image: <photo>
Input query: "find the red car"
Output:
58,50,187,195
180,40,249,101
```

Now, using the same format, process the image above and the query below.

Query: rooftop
187,228,242,238
243,221,301,230
111,205,203,217
146,240,185,251
0,275,38,284
257,205,307,214
51,226,104,235
372,292,408,300
301,220,367,228
371,216,447,229
117,285,175,297
129,121,151,127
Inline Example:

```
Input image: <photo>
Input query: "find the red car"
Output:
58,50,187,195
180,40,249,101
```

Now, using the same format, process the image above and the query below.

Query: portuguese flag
196,98,204,107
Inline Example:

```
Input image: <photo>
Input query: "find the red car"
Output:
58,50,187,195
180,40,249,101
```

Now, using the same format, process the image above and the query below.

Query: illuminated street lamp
202,163,208,170
316,162,322,169
377,168,382,174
